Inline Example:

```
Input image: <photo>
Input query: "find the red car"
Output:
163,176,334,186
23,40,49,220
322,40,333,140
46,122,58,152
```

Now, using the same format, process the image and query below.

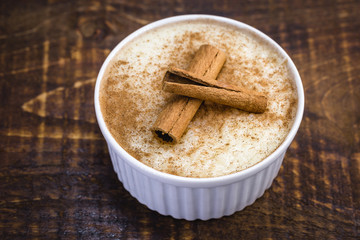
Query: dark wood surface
1,0,359,239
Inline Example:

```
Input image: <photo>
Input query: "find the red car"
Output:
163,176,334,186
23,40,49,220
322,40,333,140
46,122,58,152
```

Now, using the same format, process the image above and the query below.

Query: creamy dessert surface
100,20,297,178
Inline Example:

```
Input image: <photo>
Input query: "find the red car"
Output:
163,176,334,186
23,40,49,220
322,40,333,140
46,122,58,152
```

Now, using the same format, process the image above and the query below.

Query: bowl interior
94,14,304,187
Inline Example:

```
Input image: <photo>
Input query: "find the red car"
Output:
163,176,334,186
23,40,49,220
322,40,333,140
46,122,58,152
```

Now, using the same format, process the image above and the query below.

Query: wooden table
1,0,359,239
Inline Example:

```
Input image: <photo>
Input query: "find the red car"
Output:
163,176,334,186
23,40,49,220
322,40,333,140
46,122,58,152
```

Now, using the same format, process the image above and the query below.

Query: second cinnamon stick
163,67,267,113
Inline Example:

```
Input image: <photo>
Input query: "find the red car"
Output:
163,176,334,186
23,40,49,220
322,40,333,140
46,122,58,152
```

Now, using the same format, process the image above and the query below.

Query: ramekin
94,15,304,220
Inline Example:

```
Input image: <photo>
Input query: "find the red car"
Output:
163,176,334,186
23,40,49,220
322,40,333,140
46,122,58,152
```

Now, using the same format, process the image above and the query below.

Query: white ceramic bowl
94,15,304,220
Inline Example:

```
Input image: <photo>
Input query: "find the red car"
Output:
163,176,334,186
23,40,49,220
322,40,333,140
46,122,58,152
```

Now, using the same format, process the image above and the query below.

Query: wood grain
0,0,359,239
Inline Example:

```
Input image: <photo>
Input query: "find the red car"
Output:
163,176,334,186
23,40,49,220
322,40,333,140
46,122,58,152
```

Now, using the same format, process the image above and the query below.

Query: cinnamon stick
163,67,267,113
153,45,226,143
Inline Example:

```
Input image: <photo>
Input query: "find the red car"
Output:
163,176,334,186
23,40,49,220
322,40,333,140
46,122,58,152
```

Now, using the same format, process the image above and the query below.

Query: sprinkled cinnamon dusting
99,20,298,178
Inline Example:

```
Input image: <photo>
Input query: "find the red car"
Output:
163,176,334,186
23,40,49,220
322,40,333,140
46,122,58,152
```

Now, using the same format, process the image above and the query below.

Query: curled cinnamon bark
152,45,226,143
163,67,267,113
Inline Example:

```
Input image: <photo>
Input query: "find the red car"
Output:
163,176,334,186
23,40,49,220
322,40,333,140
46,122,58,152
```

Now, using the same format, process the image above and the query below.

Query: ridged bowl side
108,146,285,221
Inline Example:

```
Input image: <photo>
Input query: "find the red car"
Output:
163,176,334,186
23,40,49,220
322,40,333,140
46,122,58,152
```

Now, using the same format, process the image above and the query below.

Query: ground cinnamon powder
99,20,298,178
